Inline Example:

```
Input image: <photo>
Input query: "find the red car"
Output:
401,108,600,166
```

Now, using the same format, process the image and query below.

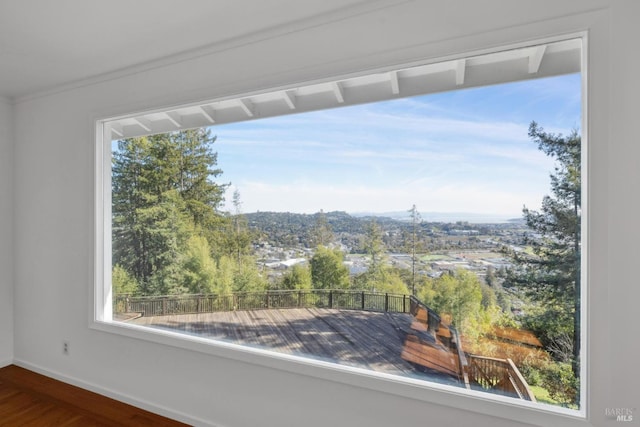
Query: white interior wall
0,97,13,367
11,1,640,426
603,0,640,411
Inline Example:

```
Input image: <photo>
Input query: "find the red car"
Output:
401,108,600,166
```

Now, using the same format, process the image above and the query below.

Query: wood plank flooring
130,307,461,386
0,365,190,427
133,308,416,373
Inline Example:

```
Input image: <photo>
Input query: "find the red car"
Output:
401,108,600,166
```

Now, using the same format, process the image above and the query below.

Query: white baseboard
0,358,13,368
12,359,222,427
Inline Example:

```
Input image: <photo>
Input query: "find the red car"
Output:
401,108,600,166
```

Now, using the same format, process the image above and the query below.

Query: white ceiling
0,0,373,99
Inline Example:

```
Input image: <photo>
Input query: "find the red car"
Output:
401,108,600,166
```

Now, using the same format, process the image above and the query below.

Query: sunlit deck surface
127,308,461,386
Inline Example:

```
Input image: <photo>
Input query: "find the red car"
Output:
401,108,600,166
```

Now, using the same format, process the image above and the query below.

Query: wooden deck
129,308,462,386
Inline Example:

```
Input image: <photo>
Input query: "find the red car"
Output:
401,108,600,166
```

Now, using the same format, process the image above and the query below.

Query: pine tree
364,219,384,274
112,136,155,292
508,121,581,382
111,130,228,295
406,204,423,295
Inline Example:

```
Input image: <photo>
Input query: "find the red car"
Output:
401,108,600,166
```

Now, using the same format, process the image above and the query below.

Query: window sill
90,318,587,427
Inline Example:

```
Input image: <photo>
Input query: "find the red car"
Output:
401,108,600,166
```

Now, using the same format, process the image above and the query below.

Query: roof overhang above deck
105,38,581,140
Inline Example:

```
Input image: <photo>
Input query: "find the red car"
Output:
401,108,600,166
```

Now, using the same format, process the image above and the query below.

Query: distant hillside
351,211,521,224
245,211,405,248
244,211,520,251
246,210,406,231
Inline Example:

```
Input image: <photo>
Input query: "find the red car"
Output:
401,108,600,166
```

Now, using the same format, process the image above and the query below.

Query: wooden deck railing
451,327,471,388
115,290,535,401
466,354,536,401
114,289,415,317
408,295,441,333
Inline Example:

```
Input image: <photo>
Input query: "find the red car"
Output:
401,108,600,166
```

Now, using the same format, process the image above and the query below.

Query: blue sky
211,73,581,217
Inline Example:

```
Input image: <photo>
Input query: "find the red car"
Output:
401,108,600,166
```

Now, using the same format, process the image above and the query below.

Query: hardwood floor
0,365,190,426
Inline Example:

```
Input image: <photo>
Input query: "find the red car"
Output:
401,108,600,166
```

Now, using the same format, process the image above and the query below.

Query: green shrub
540,362,578,407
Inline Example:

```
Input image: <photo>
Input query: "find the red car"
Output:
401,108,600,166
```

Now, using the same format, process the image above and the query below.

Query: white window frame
92,31,591,427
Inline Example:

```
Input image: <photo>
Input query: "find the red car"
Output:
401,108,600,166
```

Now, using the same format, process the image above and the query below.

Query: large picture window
97,37,585,413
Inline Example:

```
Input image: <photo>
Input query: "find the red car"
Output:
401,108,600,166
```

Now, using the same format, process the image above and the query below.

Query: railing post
384,293,389,312
361,291,365,310
329,290,333,308
162,297,167,315
266,292,270,308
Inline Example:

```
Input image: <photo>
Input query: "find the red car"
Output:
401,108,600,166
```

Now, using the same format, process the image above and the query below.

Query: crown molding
14,0,414,104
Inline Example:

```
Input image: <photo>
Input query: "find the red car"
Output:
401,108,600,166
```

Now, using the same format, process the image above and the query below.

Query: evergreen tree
112,137,153,290
111,130,228,295
406,204,423,295
508,121,581,382
140,190,192,295
152,129,227,226
363,220,384,272
229,190,253,266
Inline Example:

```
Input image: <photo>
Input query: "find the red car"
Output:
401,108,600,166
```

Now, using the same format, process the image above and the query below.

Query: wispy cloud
213,73,580,215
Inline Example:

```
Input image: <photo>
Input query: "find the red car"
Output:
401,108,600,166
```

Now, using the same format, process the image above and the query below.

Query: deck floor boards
130,307,459,384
